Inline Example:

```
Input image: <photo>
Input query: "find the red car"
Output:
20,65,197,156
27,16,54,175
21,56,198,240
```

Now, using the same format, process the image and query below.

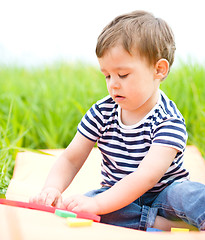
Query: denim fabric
85,187,159,230
152,181,205,230
85,180,205,231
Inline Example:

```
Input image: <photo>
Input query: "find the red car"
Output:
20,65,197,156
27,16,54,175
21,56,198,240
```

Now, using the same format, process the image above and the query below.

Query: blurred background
0,0,205,68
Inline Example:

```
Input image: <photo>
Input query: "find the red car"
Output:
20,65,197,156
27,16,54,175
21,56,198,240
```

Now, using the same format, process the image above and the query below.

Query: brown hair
96,10,176,67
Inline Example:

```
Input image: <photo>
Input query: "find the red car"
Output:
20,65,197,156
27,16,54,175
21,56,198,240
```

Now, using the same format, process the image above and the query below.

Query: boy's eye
118,74,128,78
105,75,110,80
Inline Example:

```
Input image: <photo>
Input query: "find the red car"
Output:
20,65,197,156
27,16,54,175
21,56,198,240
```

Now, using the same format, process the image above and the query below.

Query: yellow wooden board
0,204,205,240
2,146,205,240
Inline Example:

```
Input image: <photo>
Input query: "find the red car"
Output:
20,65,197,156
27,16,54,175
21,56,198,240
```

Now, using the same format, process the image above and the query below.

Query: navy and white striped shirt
78,90,189,192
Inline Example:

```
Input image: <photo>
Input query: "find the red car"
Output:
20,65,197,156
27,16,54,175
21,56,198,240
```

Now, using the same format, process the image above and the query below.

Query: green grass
0,61,205,195
0,63,107,149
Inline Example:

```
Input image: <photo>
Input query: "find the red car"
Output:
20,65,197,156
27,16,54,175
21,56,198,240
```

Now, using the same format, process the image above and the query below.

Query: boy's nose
109,77,120,89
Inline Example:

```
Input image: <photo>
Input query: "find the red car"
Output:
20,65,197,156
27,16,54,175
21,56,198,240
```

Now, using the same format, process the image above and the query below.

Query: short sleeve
77,103,104,142
152,118,188,152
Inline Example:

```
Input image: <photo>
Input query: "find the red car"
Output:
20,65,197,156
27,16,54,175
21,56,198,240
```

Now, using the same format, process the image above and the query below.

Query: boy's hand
29,187,62,207
62,195,100,215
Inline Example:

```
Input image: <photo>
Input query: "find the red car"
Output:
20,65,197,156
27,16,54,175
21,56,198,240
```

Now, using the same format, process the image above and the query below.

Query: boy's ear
154,59,169,81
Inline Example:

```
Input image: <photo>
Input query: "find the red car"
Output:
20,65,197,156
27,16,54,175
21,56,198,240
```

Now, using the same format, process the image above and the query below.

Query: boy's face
98,45,160,122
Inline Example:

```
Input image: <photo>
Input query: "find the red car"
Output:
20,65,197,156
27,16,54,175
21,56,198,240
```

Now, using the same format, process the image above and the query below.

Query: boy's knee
167,181,205,201
153,181,205,213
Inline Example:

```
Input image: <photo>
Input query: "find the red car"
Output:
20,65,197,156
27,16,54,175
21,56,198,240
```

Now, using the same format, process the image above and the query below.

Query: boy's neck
120,90,159,126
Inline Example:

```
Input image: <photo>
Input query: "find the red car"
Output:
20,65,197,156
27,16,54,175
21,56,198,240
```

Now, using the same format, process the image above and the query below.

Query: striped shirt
78,90,189,192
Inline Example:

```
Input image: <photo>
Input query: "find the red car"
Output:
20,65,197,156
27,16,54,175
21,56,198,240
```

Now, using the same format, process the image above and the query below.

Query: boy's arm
30,131,96,206
64,145,177,215
95,145,177,214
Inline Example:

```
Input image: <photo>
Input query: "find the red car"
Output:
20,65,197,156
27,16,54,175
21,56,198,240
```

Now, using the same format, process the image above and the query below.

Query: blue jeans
85,187,159,230
85,181,205,231
152,180,205,230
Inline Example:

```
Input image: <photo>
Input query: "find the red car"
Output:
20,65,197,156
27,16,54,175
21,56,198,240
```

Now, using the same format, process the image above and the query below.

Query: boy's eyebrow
100,66,132,72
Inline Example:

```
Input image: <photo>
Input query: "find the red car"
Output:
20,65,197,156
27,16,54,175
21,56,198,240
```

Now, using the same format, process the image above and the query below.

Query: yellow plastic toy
66,217,93,227
171,228,189,232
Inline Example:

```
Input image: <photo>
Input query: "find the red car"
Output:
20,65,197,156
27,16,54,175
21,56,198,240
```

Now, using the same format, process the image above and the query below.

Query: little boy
30,10,205,231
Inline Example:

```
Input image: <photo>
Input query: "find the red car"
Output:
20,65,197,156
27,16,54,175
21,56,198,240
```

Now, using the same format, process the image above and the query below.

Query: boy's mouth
114,94,125,101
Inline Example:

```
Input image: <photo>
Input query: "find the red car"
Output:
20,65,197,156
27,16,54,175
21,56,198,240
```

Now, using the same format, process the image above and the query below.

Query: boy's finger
29,195,36,203
35,191,49,205
54,196,62,208
44,190,62,206
61,197,73,209
44,193,57,206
